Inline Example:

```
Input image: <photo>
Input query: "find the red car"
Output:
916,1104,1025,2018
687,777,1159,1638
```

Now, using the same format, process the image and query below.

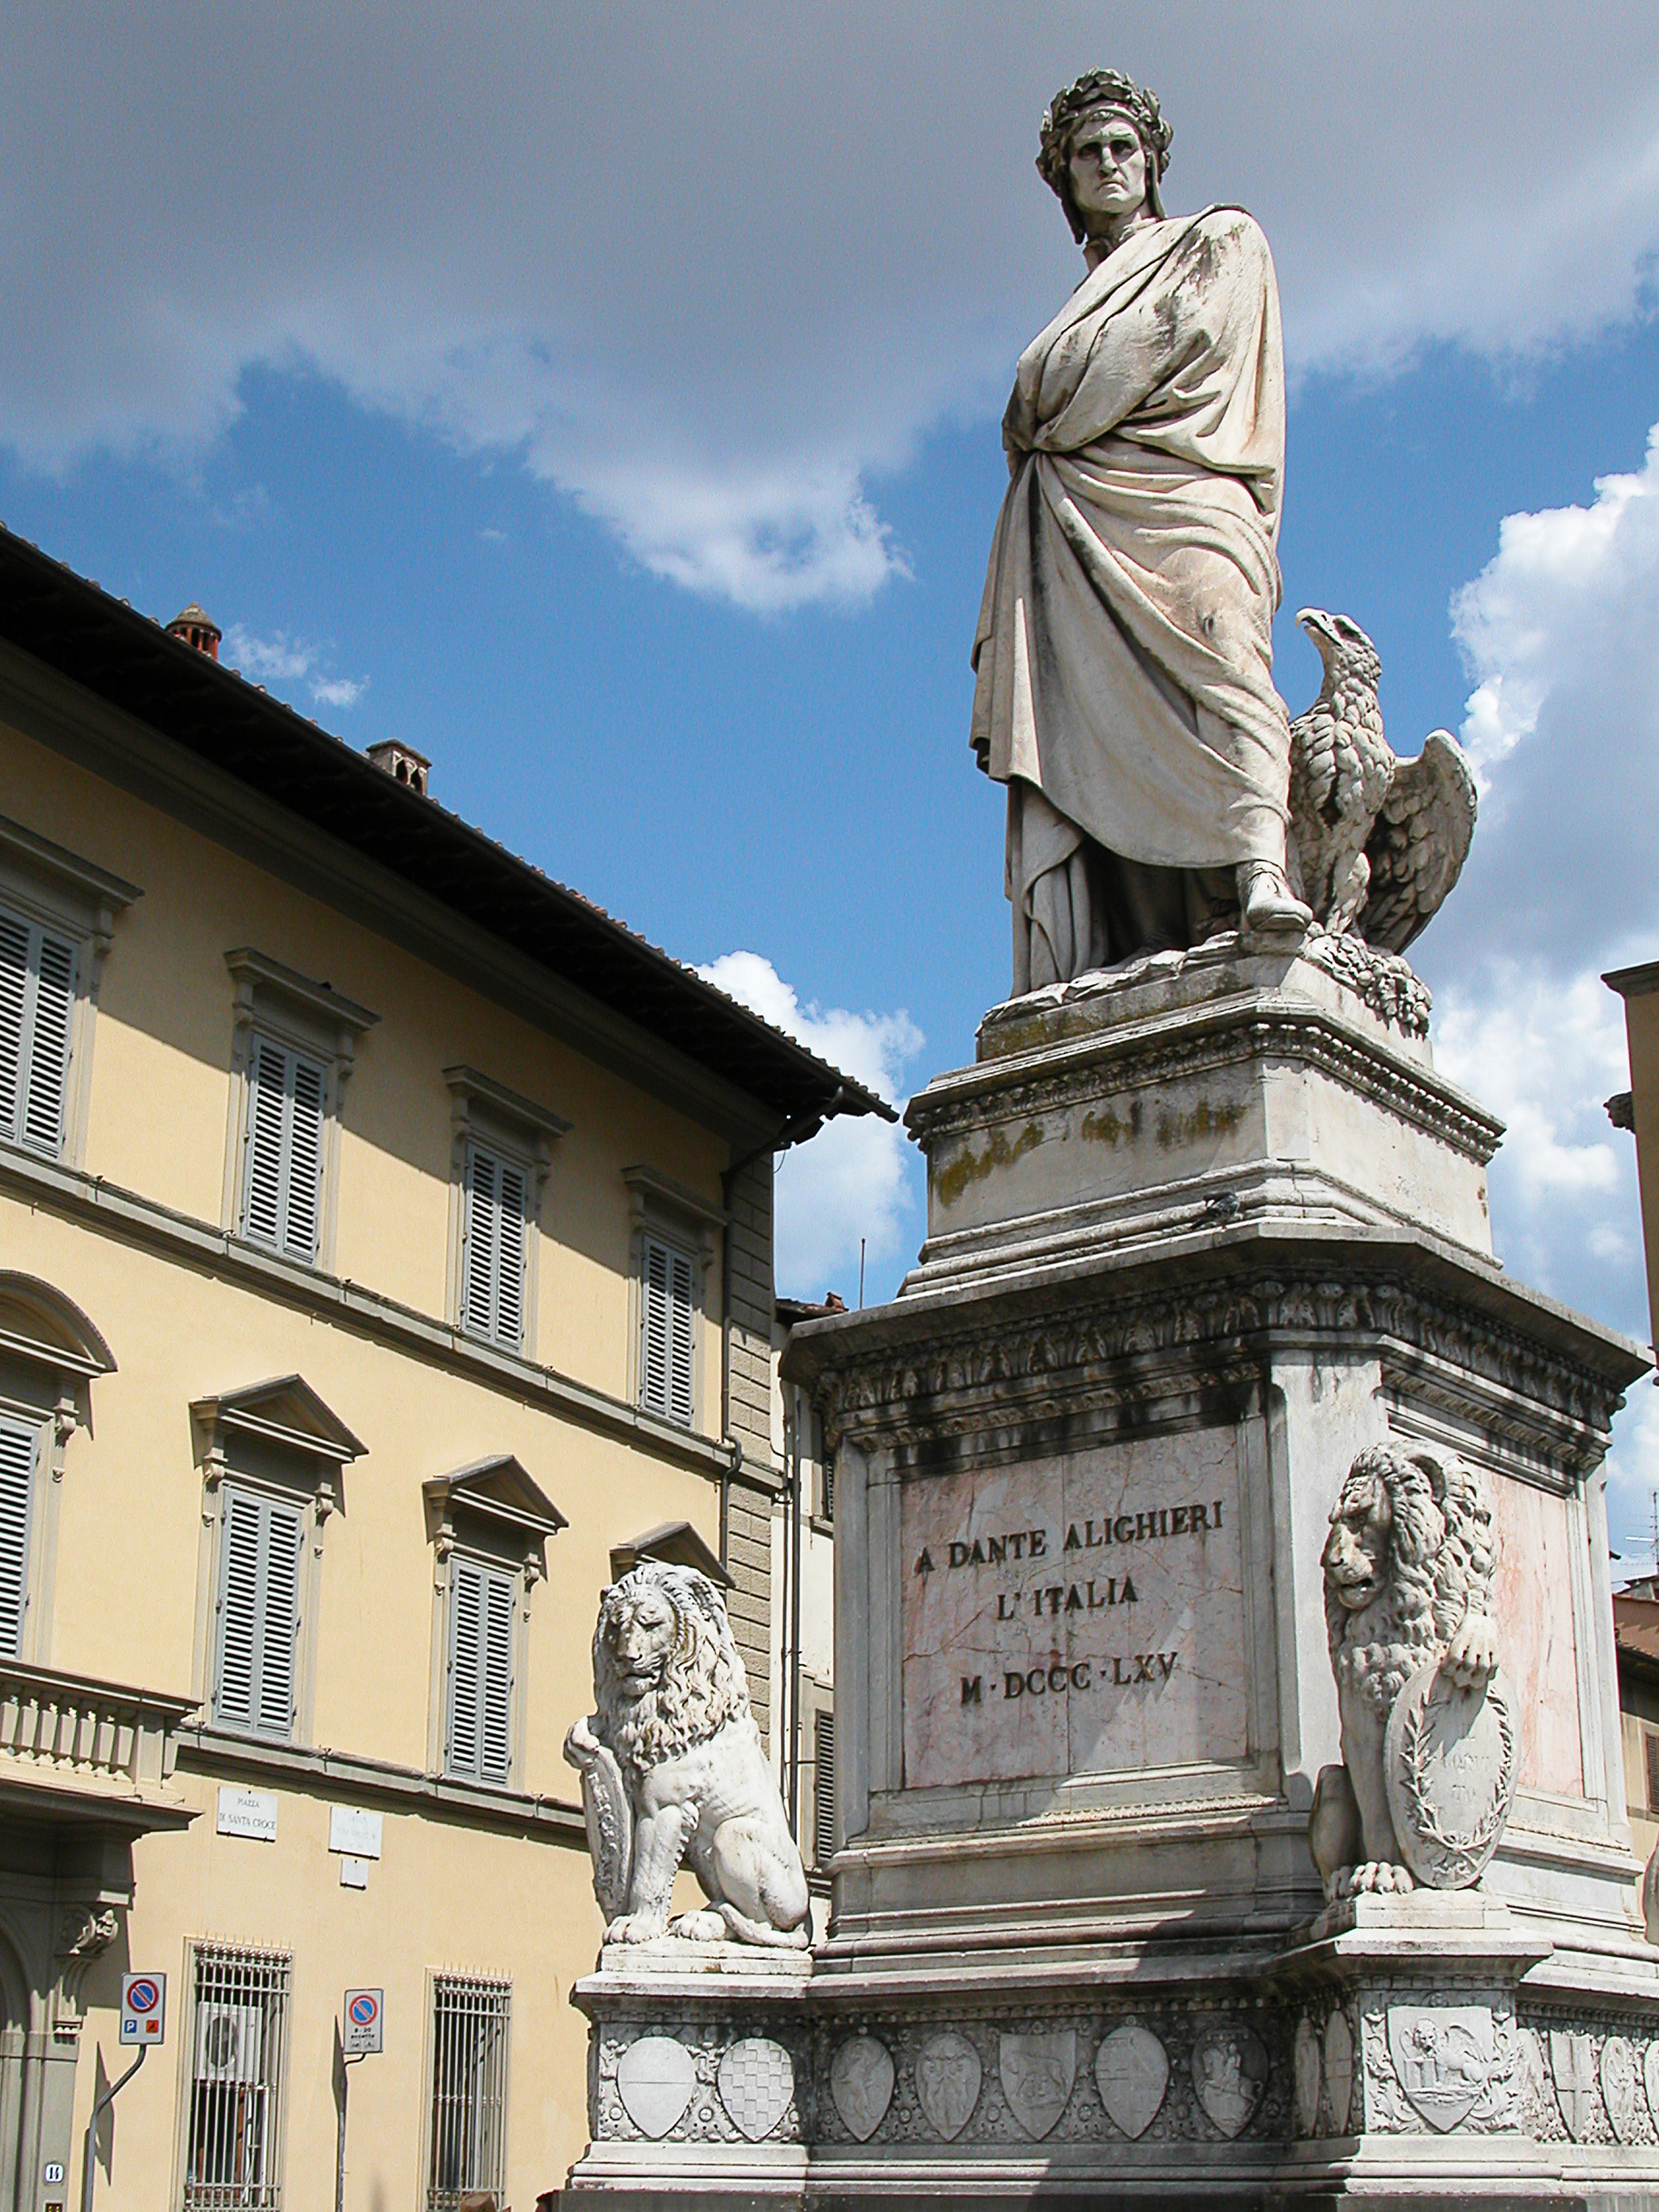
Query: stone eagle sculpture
563,1560,810,1948
1287,608,1477,954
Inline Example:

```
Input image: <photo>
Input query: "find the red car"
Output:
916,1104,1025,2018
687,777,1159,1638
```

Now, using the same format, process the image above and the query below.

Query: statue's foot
1335,1860,1416,1898
1237,861,1312,938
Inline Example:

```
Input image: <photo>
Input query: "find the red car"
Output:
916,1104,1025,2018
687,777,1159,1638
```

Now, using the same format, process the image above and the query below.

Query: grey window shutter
242,1037,288,1247
257,1499,303,1737
215,1486,302,1739
461,1144,527,1348
0,908,76,1157
480,1568,514,1786
813,1710,836,1866
0,1414,37,1660
448,1557,483,1779
22,930,75,1155
214,1490,263,1729
494,1161,527,1352
640,1238,671,1416
0,912,26,1139
640,1235,696,1425
666,1245,695,1426
243,1034,327,1261
461,1147,499,1339
448,1558,514,1785
284,1056,326,1263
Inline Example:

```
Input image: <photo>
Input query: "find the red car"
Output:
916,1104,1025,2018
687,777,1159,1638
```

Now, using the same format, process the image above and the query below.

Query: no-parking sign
120,1973,166,2045
343,1988,383,2056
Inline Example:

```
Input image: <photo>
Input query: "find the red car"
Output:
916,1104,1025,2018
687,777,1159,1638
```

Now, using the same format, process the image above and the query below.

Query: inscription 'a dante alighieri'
902,1435,1247,1789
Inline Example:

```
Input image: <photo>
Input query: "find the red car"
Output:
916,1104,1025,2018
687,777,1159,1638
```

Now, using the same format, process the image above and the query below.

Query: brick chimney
365,740,431,797
166,603,221,659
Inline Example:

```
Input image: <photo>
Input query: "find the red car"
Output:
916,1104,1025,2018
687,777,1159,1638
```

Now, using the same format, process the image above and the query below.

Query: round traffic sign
348,1993,378,2026
126,1979,161,2014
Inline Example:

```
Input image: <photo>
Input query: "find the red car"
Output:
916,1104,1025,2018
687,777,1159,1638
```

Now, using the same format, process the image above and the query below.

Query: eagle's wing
1357,729,1477,954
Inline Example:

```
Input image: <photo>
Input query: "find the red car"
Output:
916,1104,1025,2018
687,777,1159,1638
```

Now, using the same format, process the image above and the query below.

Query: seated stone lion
563,1560,810,1947
1314,1441,1498,1899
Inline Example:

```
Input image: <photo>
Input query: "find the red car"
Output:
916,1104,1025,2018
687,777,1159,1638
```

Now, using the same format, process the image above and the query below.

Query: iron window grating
182,1942,292,2212
427,1973,512,2210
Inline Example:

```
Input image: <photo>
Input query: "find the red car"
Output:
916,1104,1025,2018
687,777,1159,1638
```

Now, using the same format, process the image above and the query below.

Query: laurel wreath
1396,1679,1514,1870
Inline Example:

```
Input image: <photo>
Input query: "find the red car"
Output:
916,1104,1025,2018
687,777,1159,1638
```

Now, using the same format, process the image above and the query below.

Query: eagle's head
1297,607,1382,693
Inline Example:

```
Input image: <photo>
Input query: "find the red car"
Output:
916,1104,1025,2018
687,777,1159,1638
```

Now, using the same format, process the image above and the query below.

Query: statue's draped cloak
971,208,1292,915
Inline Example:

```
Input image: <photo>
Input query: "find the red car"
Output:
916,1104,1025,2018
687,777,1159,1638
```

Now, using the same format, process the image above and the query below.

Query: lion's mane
1325,1443,1496,1714
592,1562,749,1777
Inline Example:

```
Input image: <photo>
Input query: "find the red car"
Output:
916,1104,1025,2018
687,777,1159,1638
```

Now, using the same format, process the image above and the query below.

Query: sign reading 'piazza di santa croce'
563,67,1658,2212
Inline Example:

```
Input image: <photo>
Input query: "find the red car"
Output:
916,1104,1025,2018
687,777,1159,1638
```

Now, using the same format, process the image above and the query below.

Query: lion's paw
669,1910,728,1942
1336,1860,1416,1897
605,1911,669,1943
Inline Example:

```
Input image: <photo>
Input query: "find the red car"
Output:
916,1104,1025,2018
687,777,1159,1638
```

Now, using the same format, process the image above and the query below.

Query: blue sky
4,6,1659,1548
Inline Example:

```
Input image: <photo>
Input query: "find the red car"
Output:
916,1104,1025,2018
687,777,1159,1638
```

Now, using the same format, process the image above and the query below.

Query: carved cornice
810,1268,1631,1478
908,1012,1503,1166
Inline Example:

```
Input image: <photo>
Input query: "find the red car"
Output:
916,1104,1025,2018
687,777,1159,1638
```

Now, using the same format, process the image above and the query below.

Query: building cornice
175,1725,587,1843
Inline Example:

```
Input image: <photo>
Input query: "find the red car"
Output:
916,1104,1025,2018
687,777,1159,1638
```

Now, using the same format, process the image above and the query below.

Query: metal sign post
80,1975,167,2212
335,1990,383,2212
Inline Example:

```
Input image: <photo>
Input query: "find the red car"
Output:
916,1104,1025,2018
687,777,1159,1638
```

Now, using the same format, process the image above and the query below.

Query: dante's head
1038,69,1173,241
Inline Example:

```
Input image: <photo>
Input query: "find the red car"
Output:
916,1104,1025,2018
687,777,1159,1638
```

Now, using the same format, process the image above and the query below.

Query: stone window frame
0,810,141,1170
0,1273,116,1668
220,949,378,1274
442,1067,569,1358
422,1455,566,1787
189,1376,365,1749
622,1165,725,1434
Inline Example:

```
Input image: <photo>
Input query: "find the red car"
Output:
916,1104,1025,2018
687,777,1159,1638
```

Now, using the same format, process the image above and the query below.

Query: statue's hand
1444,1612,1498,1689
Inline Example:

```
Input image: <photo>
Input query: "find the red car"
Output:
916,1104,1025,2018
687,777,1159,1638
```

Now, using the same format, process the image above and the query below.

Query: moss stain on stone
934,1119,1044,1206
1154,1096,1246,1151
1080,1099,1142,1147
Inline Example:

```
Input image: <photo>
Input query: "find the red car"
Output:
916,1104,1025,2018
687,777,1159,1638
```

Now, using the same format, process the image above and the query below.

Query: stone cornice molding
797,1251,1642,1478
908,1007,1503,1167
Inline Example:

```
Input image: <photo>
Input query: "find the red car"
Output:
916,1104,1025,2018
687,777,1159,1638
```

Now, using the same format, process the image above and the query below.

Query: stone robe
971,206,1293,988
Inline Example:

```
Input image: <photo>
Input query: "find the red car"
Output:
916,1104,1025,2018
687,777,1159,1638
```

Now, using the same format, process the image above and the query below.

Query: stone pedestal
563,940,1656,2208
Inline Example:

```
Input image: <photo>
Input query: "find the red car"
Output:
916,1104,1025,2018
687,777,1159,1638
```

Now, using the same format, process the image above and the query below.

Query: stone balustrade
0,1659,196,1805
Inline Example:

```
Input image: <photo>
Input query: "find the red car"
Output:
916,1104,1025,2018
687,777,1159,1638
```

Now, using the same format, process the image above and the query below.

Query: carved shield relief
1384,1662,1516,1889
999,2031,1077,2140
1191,2024,1269,2138
915,2032,982,2141
1094,2023,1169,2139
1599,2036,1639,2145
830,2037,894,2142
717,2037,794,2143
616,2036,696,2139
1549,2031,1600,2143
1293,2015,1322,2136
1323,2011,1355,2136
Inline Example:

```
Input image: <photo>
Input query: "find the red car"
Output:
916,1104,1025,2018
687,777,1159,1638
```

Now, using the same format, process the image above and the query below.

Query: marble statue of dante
972,69,1311,991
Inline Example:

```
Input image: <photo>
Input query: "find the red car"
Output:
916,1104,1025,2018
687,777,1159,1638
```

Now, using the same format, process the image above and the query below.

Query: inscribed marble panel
901,1427,1248,1789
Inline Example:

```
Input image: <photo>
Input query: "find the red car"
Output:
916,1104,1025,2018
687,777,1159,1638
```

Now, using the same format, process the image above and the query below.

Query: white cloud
220,623,365,714
1414,421,1659,1503
698,951,923,1300
3,5,1656,611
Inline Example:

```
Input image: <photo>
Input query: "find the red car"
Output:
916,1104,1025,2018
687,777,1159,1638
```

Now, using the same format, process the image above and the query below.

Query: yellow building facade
0,532,884,2211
